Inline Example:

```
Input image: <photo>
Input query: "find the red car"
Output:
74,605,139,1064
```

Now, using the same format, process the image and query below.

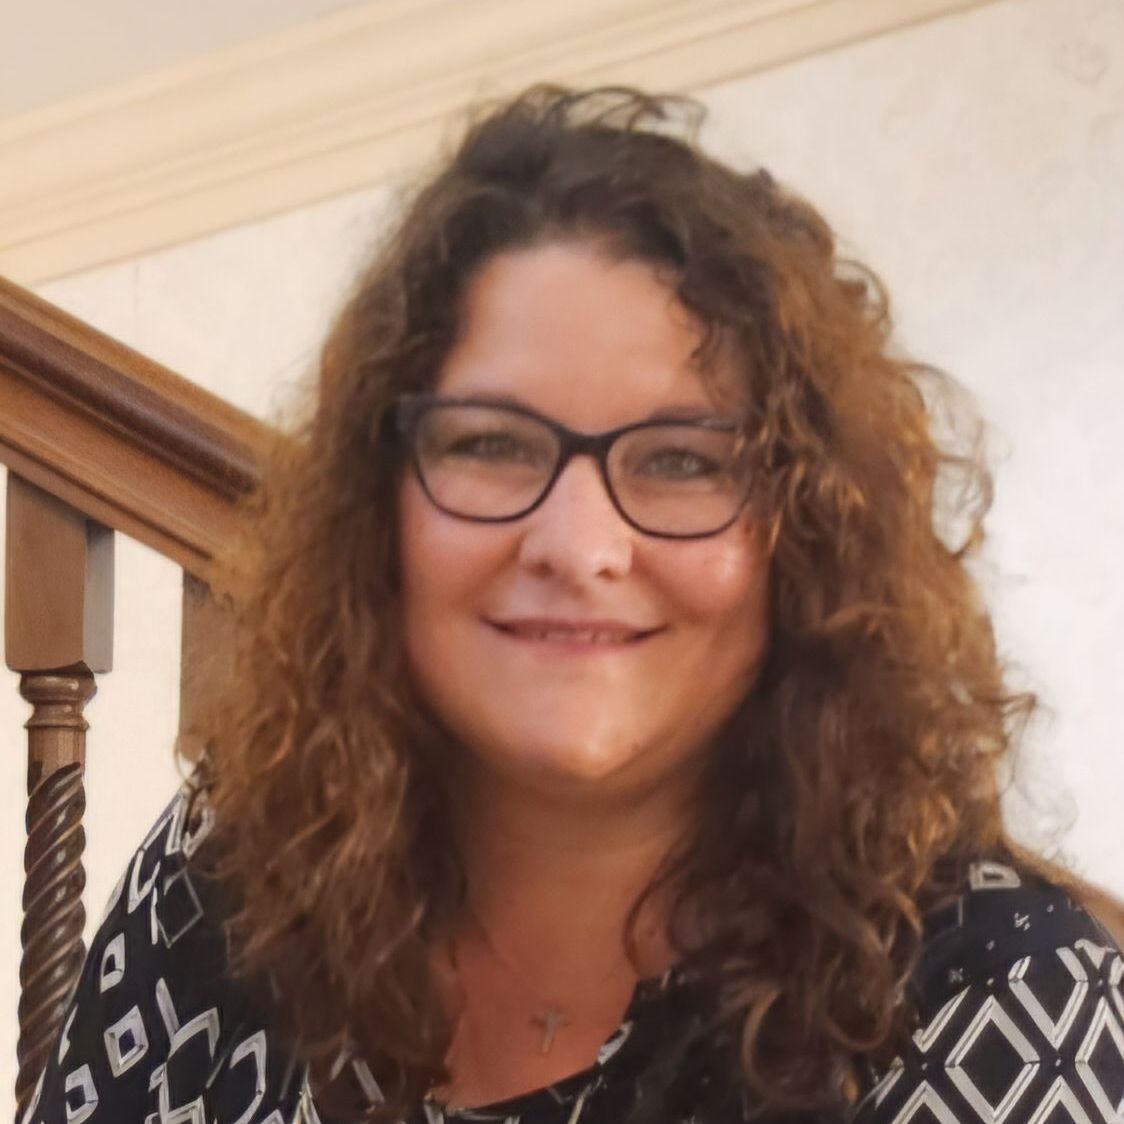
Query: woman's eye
636,448,721,480
445,432,540,463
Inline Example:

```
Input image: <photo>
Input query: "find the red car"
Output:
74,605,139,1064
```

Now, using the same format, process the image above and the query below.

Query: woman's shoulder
913,858,1121,1000
856,858,1124,1124
104,782,230,971
22,784,311,1124
66,783,231,996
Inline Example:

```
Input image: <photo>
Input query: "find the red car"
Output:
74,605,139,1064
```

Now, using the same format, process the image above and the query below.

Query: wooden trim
5,474,114,673
0,0,997,284
0,276,270,579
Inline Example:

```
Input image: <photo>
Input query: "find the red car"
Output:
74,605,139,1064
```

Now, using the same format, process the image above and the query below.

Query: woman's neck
431,764,695,1108
451,764,695,978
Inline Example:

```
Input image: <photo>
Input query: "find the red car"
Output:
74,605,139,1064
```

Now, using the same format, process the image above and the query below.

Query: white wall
1,0,1121,1112
698,0,1124,881
3,0,371,115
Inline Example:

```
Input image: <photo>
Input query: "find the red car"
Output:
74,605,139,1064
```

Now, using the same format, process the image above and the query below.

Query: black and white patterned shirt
22,788,1124,1124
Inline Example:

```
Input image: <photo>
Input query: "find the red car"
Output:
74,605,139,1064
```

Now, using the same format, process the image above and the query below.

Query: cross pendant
531,1007,569,1054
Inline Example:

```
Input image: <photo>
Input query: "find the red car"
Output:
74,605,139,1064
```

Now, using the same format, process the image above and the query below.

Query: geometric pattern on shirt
858,862,1124,1124
20,795,1124,1124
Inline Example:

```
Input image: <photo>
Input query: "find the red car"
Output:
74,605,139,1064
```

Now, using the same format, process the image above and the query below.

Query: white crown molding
0,0,993,285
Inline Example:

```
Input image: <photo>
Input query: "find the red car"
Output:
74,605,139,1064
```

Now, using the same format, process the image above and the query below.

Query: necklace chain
463,901,573,1053
461,900,634,1055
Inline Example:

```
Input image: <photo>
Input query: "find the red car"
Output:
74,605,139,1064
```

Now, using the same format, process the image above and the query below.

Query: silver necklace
464,904,573,1054
462,903,635,1056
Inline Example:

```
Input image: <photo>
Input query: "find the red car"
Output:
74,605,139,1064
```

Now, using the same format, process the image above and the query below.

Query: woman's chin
475,730,646,794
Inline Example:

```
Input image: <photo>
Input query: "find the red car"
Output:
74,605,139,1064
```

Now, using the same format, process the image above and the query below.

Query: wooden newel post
4,473,113,1118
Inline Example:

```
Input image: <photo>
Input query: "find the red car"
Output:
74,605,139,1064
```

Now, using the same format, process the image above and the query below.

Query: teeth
515,628,637,643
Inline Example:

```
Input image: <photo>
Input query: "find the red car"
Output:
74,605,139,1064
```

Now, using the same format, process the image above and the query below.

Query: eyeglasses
393,394,754,539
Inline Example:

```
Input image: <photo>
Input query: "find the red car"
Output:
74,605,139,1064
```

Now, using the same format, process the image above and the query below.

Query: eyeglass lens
411,403,749,536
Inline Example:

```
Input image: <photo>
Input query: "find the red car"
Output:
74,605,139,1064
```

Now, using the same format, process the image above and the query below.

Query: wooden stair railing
0,274,271,1118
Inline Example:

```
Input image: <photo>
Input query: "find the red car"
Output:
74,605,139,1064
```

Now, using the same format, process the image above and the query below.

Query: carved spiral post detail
15,670,95,1119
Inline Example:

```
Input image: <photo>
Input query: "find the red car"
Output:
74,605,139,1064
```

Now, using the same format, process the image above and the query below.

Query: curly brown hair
188,86,1038,1120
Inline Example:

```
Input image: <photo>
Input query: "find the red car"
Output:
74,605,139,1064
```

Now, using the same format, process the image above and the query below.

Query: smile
487,620,662,646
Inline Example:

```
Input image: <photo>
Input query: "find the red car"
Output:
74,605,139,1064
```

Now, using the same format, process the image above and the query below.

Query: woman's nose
516,456,634,582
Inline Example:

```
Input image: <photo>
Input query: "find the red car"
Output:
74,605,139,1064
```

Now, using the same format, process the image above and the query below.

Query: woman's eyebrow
448,390,525,407
644,404,727,422
440,393,727,424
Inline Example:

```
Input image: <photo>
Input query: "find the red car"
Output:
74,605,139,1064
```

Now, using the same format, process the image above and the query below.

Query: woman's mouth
486,618,662,648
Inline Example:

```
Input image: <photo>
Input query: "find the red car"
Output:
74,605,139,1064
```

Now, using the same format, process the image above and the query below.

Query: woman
26,87,1123,1124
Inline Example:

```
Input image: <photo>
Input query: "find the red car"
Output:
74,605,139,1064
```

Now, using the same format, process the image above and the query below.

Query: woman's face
399,241,771,805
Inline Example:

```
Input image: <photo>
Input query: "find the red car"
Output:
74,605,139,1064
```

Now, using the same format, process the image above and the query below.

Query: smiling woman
24,87,1124,1124
398,245,770,804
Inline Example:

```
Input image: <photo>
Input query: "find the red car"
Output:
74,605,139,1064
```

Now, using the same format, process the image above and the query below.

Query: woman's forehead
437,242,748,423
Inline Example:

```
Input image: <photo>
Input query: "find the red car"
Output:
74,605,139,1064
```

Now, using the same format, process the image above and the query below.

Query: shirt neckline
429,962,699,1121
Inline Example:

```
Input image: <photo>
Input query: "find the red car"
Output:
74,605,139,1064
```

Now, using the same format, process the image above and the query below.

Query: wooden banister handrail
0,274,272,580
1,273,277,1117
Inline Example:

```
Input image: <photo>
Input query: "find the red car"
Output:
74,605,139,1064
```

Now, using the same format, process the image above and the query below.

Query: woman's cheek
650,527,769,619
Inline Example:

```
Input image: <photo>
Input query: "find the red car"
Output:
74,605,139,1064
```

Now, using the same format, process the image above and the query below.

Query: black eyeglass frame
392,393,754,540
